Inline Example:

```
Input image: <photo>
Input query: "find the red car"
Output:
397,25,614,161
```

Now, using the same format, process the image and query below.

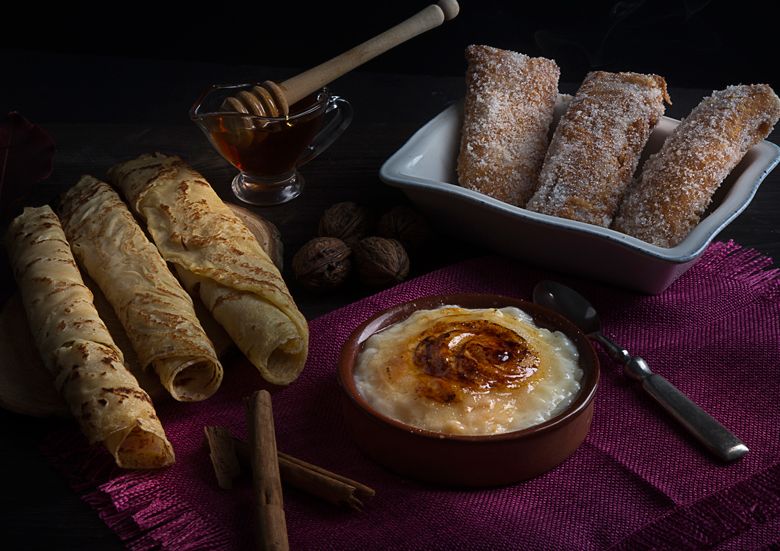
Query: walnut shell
377,205,432,253
354,237,410,288
318,202,371,244
292,237,352,290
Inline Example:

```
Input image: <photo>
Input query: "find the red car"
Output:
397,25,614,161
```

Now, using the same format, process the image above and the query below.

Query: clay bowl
337,293,600,488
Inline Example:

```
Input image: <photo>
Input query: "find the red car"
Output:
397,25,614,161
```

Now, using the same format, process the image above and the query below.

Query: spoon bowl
533,281,630,364
533,281,601,336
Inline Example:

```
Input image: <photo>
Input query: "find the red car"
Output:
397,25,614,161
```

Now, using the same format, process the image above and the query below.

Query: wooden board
0,204,282,417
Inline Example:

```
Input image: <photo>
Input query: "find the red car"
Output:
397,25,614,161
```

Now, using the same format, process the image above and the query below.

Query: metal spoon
532,280,748,462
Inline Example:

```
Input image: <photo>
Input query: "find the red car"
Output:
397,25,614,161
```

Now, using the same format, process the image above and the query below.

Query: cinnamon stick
204,424,375,511
245,390,288,551
279,451,376,507
235,439,375,511
204,426,241,490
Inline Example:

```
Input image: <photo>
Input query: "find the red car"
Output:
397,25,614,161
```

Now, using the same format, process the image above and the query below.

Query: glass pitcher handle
297,96,353,166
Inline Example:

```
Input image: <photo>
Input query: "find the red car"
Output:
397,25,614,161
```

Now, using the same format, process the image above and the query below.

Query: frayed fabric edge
41,430,231,551
699,241,780,299
611,462,780,550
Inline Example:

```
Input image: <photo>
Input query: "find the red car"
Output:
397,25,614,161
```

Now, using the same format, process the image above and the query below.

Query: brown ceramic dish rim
338,293,600,443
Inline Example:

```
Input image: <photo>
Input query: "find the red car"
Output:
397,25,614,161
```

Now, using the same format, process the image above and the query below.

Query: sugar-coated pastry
457,44,560,206
526,71,670,227
613,84,780,247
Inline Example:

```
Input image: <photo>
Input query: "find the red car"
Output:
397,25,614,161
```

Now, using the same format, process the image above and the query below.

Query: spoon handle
623,356,749,462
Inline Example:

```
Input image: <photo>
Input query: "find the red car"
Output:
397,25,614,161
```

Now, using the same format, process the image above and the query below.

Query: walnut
377,205,432,253
318,202,371,245
354,237,410,288
292,237,352,290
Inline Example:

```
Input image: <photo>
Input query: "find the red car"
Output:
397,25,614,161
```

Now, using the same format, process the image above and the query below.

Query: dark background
1,2,779,549
3,0,777,94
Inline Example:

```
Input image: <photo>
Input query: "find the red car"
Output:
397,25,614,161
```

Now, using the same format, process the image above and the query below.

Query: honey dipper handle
280,0,459,106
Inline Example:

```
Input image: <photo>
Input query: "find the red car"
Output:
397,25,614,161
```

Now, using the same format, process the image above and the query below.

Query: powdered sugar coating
613,84,780,247
526,71,669,227
457,44,560,206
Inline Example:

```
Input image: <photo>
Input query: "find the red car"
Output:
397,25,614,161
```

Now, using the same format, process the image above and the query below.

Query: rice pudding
354,305,582,435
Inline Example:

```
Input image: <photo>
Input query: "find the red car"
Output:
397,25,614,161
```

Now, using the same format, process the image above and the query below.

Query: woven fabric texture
45,241,780,550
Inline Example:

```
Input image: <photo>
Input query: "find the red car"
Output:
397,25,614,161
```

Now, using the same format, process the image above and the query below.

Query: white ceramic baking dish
379,102,780,294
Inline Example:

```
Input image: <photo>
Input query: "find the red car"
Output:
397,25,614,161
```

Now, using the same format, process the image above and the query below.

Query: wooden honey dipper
221,0,460,117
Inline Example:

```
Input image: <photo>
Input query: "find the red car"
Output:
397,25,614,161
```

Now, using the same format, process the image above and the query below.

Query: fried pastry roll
457,44,560,206
526,71,670,226
5,206,174,469
60,176,223,401
613,84,780,247
109,153,309,386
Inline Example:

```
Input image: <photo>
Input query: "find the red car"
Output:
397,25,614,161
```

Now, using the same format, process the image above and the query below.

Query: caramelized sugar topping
412,320,540,403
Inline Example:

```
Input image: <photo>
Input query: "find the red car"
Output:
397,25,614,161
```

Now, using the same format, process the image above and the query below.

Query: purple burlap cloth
45,241,780,550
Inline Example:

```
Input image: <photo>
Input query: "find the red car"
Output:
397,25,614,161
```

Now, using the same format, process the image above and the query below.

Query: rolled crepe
60,176,223,401
5,206,174,468
108,153,309,385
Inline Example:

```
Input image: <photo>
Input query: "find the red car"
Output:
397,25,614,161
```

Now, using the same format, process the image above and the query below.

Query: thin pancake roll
60,176,223,401
5,206,174,469
108,153,309,385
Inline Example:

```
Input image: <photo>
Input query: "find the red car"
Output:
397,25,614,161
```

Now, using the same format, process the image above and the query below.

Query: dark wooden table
2,51,779,549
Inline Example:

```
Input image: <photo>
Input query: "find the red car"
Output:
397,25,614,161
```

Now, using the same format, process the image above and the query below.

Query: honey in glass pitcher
191,85,352,205
205,92,324,178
